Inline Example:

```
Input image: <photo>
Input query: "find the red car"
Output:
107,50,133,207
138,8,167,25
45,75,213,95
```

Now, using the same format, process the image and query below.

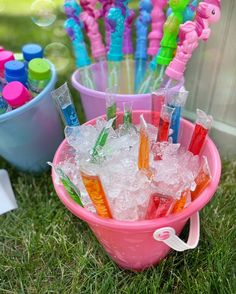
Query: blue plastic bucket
0,63,63,172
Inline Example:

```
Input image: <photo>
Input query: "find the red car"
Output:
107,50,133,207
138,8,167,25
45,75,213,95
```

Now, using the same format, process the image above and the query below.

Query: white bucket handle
153,212,200,252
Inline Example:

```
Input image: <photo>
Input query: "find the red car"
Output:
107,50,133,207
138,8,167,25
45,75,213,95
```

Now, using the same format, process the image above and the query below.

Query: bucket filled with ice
51,108,221,271
49,0,222,271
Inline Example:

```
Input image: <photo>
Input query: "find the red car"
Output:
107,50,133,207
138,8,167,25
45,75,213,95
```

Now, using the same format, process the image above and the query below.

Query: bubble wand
167,0,199,22
183,0,199,21
138,0,190,94
64,0,95,89
98,0,113,51
107,1,127,92
80,0,107,88
164,0,221,89
121,3,135,94
134,0,152,92
147,0,168,58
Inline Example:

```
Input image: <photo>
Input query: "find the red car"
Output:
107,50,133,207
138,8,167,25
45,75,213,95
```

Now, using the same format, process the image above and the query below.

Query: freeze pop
188,109,213,155
105,88,117,129
191,156,211,200
167,88,189,143
156,104,174,143
138,115,150,171
80,170,113,218
91,117,116,160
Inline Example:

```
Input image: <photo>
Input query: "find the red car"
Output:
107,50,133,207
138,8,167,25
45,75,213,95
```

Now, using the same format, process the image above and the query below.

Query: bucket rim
0,61,57,123
52,112,221,231
71,68,151,100
71,65,184,101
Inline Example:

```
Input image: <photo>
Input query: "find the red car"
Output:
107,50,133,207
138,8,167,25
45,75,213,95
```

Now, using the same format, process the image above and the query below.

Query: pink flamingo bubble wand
80,0,107,89
164,0,221,88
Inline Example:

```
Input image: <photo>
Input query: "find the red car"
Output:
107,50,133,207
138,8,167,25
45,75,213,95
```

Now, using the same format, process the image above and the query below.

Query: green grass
0,1,236,293
0,160,235,293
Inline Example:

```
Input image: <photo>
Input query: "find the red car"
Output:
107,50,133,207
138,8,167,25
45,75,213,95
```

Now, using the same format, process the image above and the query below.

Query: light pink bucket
71,62,184,121
52,111,221,271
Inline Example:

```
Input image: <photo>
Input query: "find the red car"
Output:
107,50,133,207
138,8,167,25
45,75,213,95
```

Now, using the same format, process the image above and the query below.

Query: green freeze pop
91,117,116,160
49,162,83,207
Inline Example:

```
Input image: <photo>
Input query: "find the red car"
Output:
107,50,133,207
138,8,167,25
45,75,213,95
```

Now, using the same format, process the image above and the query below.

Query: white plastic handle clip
153,213,200,252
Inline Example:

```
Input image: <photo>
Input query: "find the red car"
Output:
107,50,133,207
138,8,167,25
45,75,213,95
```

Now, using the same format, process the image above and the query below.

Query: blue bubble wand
107,1,127,92
64,0,95,89
134,0,152,92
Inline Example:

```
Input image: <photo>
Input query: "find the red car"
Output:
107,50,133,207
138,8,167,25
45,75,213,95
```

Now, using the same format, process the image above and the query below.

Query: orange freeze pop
191,156,211,201
80,170,113,219
172,190,190,214
138,114,150,171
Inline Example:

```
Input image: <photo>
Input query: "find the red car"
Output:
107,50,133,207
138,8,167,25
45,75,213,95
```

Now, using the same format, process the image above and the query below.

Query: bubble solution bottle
2,81,32,109
5,60,28,88
22,44,43,68
28,58,51,96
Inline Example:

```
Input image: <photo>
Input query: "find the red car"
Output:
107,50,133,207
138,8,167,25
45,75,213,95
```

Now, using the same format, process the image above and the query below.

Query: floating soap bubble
53,20,66,38
31,0,56,27
44,42,71,72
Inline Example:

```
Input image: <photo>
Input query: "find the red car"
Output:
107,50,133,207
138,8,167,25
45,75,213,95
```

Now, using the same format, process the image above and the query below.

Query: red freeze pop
156,104,174,143
151,89,166,126
188,109,213,155
145,193,175,219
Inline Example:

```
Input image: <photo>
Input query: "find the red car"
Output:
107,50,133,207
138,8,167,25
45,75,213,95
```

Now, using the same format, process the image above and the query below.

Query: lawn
0,1,236,293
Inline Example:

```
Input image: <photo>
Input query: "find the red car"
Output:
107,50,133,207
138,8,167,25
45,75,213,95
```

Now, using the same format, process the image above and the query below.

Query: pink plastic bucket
71,62,184,121
51,111,221,271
